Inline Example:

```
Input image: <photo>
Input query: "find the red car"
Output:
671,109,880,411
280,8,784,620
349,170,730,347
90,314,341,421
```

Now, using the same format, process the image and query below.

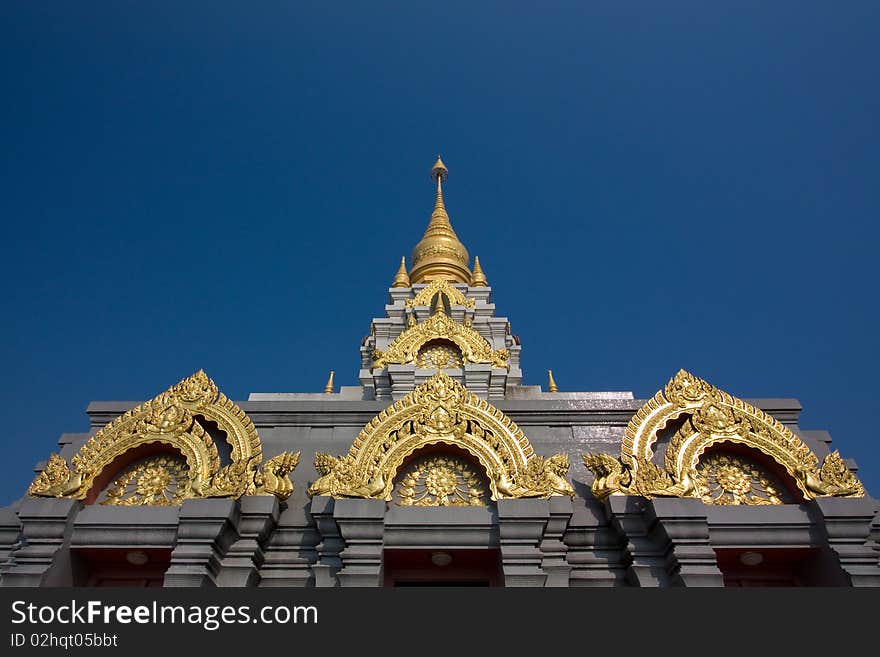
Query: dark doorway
72,547,172,587
714,547,847,586
383,548,502,587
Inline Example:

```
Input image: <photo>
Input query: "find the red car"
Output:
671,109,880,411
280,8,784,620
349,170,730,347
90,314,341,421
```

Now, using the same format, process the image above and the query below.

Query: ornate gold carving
373,310,508,369
395,455,488,506
254,451,301,500
582,369,865,502
101,455,189,506
694,454,787,506
28,371,300,502
28,454,82,498
416,342,463,369
405,279,475,309
308,372,574,500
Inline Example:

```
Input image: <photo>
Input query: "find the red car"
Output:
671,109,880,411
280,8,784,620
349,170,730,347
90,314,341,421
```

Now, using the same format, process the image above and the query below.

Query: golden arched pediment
405,279,475,309
308,372,574,500
28,371,299,502
373,311,508,369
582,370,864,502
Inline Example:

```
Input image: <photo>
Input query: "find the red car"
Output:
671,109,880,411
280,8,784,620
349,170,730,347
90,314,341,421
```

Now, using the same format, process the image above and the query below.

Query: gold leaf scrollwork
27,371,300,503
308,372,574,500
372,311,508,369
582,369,865,502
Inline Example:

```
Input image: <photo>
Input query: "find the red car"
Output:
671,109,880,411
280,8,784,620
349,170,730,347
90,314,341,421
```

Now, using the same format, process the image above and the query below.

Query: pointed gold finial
547,370,558,393
410,156,471,285
432,155,448,182
324,371,335,394
392,256,411,288
470,256,488,286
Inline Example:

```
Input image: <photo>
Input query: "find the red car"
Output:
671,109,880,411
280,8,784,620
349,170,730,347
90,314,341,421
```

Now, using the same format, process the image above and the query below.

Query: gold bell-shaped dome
409,156,472,284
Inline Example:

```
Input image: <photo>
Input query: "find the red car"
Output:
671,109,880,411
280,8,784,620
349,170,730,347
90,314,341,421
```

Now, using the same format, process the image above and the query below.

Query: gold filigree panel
394,454,489,507
373,311,508,369
582,369,864,502
308,372,574,500
100,455,189,506
28,371,300,502
405,279,475,309
416,341,463,369
694,453,791,506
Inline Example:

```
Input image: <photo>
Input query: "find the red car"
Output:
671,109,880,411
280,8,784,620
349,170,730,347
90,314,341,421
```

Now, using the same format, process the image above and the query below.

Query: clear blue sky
2,2,878,503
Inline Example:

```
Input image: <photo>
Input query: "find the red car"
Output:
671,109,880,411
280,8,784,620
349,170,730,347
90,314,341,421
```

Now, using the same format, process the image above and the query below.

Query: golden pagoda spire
470,256,488,286
547,370,559,393
409,156,472,285
324,371,335,394
392,256,411,288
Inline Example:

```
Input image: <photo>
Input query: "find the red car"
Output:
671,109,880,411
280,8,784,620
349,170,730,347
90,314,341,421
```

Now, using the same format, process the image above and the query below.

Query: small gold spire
392,256,410,288
547,370,558,393
324,371,335,394
410,156,471,285
470,256,488,286
432,155,448,181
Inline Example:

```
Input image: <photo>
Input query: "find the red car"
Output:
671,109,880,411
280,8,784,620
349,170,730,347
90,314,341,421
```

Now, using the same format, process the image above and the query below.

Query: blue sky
2,2,878,503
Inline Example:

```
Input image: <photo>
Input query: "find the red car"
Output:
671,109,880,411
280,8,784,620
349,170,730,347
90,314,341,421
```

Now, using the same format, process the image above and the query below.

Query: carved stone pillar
310,495,344,587
165,499,239,587
648,497,723,587
461,363,491,398
815,497,880,587
540,496,573,587
497,499,549,587
334,499,385,587
0,506,23,583
216,496,279,587
1,498,80,587
606,495,668,587
388,365,416,401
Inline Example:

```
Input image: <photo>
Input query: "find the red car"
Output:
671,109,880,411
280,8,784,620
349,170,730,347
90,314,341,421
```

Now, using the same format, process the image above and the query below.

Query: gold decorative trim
405,279,475,309
28,371,300,502
373,311,507,369
583,369,864,502
308,372,574,500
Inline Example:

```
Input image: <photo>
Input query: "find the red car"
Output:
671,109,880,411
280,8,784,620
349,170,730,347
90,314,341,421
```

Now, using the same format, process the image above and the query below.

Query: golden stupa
409,156,472,284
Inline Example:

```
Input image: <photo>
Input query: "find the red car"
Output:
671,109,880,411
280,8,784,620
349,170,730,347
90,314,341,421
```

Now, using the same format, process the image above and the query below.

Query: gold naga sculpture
373,304,508,369
582,369,864,503
308,371,574,500
28,370,300,503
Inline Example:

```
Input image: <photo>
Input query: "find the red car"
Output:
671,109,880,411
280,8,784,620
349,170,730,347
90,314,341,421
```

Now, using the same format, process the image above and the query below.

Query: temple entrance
72,547,172,587
714,548,848,586
383,548,503,587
